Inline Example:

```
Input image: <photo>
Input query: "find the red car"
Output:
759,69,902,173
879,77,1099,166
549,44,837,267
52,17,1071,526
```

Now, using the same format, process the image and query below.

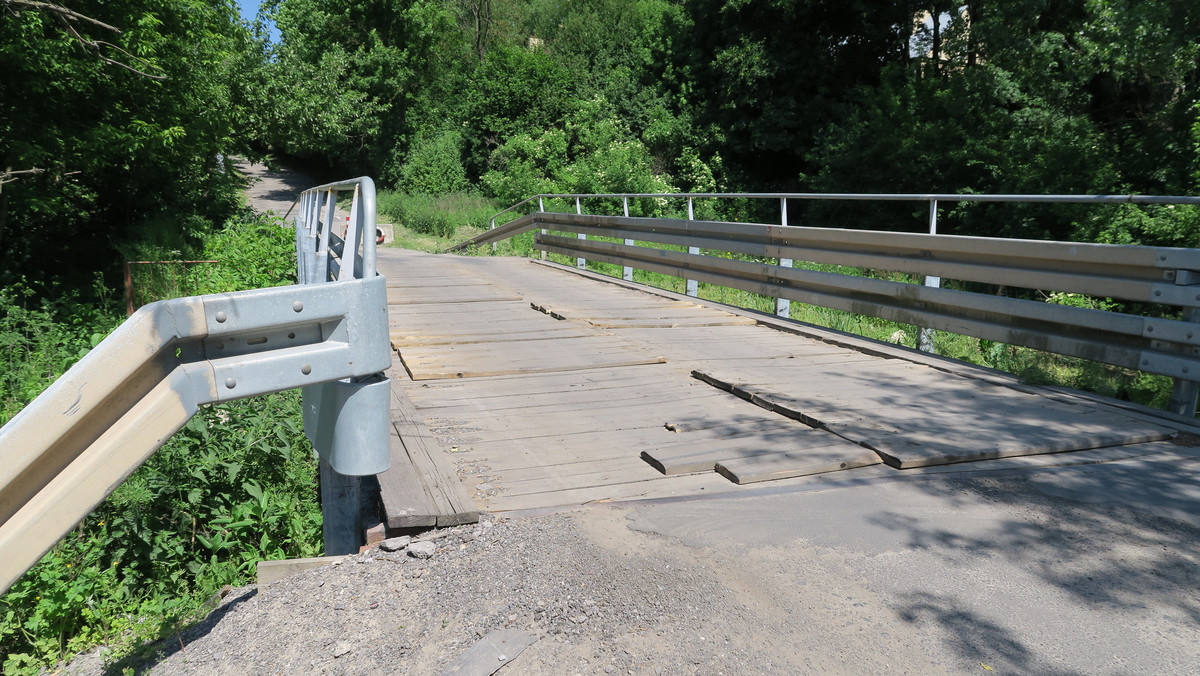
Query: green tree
0,0,257,288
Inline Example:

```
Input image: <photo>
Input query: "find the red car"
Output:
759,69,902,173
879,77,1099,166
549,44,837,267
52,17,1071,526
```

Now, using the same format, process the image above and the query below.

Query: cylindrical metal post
576,197,586,270
686,197,699,297
622,196,633,281
776,197,792,317
918,200,941,352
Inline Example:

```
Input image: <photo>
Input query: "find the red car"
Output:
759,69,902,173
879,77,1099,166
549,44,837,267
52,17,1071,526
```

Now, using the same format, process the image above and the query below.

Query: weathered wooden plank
415,394,759,444
376,424,439,529
836,413,1176,469
584,316,758,329
410,381,718,415
714,446,881,484
399,334,648,360
391,327,597,348
438,629,538,676
388,285,524,304
402,354,668,381
482,471,729,513
643,426,857,476
389,378,479,526
403,366,678,404
257,556,347,586
386,277,483,288
695,366,1178,469
494,460,675,495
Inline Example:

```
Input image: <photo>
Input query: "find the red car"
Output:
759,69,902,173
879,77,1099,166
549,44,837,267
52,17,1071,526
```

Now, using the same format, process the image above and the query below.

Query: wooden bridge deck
373,248,1195,527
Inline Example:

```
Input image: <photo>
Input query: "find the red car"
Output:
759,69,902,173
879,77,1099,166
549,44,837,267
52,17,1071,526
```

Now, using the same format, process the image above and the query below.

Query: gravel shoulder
59,447,1200,675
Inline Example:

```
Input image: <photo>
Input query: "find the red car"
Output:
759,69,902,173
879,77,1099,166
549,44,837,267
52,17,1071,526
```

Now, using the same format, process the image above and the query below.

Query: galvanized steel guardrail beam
0,176,391,593
461,191,1200,415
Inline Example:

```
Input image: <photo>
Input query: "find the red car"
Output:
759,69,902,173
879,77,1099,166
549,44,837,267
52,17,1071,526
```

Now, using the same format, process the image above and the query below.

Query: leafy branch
1,0,167,79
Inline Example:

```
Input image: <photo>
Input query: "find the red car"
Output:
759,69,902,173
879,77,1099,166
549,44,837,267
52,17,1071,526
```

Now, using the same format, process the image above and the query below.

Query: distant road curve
234,157,316,217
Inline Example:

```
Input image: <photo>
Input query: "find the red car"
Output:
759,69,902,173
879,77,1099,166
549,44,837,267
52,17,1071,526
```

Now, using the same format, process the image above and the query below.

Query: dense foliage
0,212,318,672
252,0,1198,247
0,0,262,290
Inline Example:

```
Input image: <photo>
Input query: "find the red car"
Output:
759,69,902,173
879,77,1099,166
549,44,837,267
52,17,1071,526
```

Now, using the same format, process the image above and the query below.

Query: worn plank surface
373,248,1187,518
693,364,1178,468
438,629,538,676
389,371,479,526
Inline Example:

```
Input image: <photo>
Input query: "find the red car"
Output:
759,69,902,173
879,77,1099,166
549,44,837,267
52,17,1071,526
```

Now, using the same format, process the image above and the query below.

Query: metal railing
0,176,392,593
460,191,1200,415
292,177,392,555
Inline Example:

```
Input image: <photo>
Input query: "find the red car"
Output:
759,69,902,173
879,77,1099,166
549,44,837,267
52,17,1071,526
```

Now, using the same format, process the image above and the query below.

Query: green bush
377,191,505,239
396,129,469,195
0,212,318,673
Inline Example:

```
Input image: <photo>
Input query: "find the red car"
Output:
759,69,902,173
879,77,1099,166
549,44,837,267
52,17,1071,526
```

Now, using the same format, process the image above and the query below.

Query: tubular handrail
0,176,392,593
486,191,1200,230
294,176,379,283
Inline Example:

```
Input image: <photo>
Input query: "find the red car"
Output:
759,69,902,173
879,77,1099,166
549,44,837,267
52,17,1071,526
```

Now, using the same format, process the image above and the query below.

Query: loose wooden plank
482,471,728,513
643,426,857,475
389,377,480,526
438,629,538,676
257,556,347,586
692,365,1179,469
715,446,882,484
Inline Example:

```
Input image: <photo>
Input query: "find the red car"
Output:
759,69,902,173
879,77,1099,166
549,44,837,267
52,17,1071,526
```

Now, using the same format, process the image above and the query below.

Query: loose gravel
71,511,793,675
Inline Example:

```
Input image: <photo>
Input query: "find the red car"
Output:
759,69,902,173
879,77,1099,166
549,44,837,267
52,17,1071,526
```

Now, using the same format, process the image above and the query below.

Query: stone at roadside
332,642,352,658
408,541,437,559
380,536,412,552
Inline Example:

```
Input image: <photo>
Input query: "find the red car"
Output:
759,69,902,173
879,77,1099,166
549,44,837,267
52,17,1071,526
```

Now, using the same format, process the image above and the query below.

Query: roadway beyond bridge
374,247,1200,527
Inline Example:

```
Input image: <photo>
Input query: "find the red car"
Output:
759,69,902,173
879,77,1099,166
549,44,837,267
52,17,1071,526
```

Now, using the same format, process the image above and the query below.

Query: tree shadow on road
869,450,1200,672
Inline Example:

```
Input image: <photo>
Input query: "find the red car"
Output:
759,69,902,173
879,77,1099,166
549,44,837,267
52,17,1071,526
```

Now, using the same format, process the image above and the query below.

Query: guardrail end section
302,373,391,476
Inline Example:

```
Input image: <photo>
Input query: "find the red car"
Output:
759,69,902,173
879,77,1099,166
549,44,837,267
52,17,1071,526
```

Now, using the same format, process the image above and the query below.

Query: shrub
377,191,505,239
0,212,318,673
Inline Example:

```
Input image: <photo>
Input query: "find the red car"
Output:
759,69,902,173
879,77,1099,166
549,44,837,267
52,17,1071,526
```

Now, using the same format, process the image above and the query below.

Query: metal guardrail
459,191,1200,415
0,176,391,593
292,177,392,554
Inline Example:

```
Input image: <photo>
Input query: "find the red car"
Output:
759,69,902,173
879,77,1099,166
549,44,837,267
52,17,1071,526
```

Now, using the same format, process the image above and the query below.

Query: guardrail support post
776,197,792,317
320,459,361,555
686,197,699,297
622,197,634,281
576,197,587,270
918,199,941,352
1169,311,1200,416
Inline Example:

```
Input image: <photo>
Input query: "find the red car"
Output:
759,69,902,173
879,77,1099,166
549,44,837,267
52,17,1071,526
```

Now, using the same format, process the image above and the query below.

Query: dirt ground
58,449,1200,675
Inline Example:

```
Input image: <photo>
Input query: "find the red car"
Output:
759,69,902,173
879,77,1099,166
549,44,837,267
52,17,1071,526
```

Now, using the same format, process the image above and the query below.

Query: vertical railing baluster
339,186,361,281
622,196,633,281
776,197,791,317
686,197,698,297
539,196,546,261
576,196,586,270
918,199,941,352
